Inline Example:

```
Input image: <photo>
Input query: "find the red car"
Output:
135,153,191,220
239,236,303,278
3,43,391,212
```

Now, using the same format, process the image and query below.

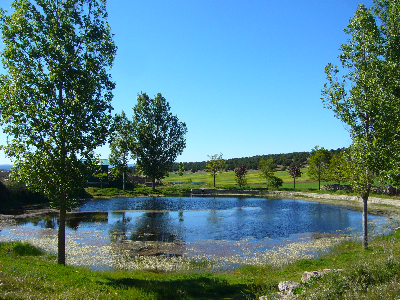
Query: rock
278,281,302,295
301,269,343,283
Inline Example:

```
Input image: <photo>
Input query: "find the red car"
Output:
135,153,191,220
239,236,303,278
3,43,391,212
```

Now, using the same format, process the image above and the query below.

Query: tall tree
322,2,400,249
308,146,331,190
109,111,134,191
288,165,302,189
205,153,226,187
0,0,116,264
258,157,276,189
132,92,187,191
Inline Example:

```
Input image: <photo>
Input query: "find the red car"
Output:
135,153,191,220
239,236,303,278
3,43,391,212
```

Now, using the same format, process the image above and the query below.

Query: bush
0,181,48,211
269,176,283,189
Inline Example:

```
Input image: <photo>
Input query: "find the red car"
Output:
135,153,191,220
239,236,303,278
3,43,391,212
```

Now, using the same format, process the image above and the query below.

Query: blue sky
0,0,374,165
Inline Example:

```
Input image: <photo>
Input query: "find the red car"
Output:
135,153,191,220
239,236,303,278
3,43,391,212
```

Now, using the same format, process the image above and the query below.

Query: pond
0,196,391,271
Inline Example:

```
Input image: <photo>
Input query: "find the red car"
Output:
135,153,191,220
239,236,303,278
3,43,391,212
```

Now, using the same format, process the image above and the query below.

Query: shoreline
1,191,400,221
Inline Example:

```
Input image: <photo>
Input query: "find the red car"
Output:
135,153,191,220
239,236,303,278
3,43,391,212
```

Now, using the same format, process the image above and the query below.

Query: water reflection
0,196,389,259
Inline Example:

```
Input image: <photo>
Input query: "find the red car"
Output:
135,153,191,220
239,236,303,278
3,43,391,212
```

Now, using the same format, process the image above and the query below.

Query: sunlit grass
1,218,400,299
164,169,312,186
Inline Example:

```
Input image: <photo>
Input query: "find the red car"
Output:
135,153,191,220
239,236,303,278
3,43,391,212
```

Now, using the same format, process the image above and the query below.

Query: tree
308,146,331,190
132,92,187,191
204,153,226,187
258,157,276,189
109,111,134,191
0,0,116,265
178,162,184,177
321,2,400,249
288,166,302,189
93,171,107,189
234,166,247,188
327,152,349,189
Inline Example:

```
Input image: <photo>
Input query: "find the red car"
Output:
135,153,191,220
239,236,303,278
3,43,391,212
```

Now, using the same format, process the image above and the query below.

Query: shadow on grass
104,275,251,300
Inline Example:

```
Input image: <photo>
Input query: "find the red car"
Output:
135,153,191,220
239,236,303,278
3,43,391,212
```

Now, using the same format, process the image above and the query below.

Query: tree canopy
308,146,331,190
0,0,116,264
322,1,400,248
234,166,247,188
109,111,134,191
288,165,302,189
204,153,226,187
132,92,187,190
258,157,276,189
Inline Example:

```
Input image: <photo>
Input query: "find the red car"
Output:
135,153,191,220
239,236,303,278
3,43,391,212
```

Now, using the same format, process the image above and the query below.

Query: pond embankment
191,188,400,217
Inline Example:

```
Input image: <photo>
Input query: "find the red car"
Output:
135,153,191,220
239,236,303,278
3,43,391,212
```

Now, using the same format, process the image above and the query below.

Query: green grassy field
163,169,311,185
163,168,341,190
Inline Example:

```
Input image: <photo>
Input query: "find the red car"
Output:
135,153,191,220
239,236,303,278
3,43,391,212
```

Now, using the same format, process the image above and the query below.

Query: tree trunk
293,178,295,189
318,174,321,190
213,174,216,187
58,204,66,265
362,195,368,249
122,171,125,191
152,177,156,191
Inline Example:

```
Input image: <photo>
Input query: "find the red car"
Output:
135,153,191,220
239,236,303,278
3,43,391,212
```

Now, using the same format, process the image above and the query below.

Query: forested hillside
171,148,345,173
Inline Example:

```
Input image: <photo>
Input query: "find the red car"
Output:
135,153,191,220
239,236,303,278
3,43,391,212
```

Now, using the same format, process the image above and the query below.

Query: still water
0,196,390,270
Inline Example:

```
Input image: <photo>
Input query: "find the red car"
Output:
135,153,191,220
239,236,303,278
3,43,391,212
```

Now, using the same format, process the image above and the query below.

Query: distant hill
171,148,346,173
0,164,12,171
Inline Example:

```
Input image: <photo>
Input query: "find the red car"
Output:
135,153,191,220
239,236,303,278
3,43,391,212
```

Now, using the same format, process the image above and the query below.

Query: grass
163,169,311,186
2,227,400,299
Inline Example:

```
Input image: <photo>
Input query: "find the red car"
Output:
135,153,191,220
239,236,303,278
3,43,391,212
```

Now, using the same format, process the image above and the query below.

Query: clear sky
0,0,374,165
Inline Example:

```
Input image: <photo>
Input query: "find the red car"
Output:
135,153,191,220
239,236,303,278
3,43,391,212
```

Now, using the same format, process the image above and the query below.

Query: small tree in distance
258,157,276,189
308,146,331,190
288,165,302,189
109,111,134,191
205,153,226,187
327,152,349,190
234,166,247,189
178,162,184,177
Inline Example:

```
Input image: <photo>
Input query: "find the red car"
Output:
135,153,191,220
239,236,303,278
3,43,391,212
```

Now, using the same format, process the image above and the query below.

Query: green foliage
327,151,350,187
132,92,187,191
109,111,134,191
178,162,184,177
321,1,400,248
308,146,331,190
258,157,276,189
93,172,108,189
269,175,283,189
0,0,116,265
205,153,226,187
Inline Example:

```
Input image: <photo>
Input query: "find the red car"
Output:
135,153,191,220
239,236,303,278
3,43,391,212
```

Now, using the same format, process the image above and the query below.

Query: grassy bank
1,227,400,299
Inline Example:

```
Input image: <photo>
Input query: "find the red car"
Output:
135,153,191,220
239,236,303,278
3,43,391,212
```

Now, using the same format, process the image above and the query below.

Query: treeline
171,148,346,173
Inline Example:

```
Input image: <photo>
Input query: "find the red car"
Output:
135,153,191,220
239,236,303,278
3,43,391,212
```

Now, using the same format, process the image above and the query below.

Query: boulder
301,269,343,283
